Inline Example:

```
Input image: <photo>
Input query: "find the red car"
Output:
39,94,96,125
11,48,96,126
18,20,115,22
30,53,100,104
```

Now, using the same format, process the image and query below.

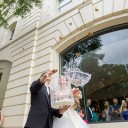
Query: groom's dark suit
25,79,62,128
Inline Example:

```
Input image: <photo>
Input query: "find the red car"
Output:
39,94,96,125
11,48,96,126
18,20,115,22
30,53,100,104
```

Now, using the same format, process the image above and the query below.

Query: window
9,28,15,40
8,22,17,40
59,0,72,9
61,24,128,123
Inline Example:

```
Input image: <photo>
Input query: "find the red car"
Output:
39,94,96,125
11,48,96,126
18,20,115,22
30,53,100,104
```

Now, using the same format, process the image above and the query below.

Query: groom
24,69,69,128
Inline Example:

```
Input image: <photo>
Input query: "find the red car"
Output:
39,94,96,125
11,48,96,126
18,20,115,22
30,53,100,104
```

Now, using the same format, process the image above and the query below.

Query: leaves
0,0,42,28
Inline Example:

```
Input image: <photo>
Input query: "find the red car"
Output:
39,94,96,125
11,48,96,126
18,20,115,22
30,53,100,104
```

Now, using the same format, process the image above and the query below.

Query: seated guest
119,101,128,120
125,96,128,105
103,101,112,121
86,99,93,122
78,109,85,119
111,98,121,120
78,109,88,124
102,110,106,121
92,107,98,122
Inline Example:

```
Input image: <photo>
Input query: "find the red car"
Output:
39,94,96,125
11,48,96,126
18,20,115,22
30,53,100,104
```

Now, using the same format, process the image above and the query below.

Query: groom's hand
59,105,70,114
47,69,58,76
40,69,58,84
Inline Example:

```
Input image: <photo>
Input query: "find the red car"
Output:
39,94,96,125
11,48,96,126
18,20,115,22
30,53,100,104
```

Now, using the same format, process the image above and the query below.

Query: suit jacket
25,79,62,128
86,106,93,122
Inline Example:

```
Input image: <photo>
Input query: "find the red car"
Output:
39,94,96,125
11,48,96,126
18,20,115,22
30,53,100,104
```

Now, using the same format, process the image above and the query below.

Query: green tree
0,0,42,28
81,51,128,98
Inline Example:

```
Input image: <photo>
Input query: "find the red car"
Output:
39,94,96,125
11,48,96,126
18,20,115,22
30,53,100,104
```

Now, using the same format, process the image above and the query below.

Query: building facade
0,0,128,127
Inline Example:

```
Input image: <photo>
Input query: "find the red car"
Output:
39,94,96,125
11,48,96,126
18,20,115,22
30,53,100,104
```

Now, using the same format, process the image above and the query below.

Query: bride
53,88,89,128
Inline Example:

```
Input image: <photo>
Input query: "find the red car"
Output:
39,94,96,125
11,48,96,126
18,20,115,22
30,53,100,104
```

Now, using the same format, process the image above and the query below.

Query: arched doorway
0,60,12,109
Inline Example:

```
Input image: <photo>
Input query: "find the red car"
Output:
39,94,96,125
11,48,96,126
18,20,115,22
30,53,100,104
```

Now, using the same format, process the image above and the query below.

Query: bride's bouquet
72,87,82,110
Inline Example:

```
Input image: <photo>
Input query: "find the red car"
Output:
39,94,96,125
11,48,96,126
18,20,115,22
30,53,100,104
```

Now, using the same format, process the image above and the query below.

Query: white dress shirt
45,84,50,95
88,106,93,117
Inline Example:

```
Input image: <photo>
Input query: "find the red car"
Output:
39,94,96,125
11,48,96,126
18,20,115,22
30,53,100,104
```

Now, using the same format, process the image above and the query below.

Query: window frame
60,23,128,124
58,0,72,10
8,22,17,41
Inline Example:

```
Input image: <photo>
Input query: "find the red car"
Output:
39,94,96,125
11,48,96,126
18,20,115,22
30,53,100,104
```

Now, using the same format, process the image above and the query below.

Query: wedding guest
78,109,88,124
102,110,106,121
78,109,85,118
111,98,121,120
86,99,93,122
119,101,128,120
125,96,128,105
92,107,98,122
103,101,112,121
0,109,3,125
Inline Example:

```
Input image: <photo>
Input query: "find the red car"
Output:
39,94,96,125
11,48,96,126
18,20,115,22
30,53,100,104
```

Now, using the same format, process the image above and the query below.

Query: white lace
53,109,89,128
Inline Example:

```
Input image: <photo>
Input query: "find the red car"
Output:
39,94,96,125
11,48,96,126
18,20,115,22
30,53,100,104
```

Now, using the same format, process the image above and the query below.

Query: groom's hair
40,72,46,78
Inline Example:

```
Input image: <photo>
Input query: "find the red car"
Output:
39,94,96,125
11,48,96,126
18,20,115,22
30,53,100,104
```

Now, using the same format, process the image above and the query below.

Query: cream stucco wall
0,5,41,128
0,0,128,127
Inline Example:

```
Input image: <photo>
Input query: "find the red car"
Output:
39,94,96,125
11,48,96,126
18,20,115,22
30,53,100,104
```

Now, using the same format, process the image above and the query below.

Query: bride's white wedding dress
53,109,89,128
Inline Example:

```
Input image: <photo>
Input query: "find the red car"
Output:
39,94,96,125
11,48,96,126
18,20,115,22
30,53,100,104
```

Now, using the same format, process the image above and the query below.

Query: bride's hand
59,105,70,114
